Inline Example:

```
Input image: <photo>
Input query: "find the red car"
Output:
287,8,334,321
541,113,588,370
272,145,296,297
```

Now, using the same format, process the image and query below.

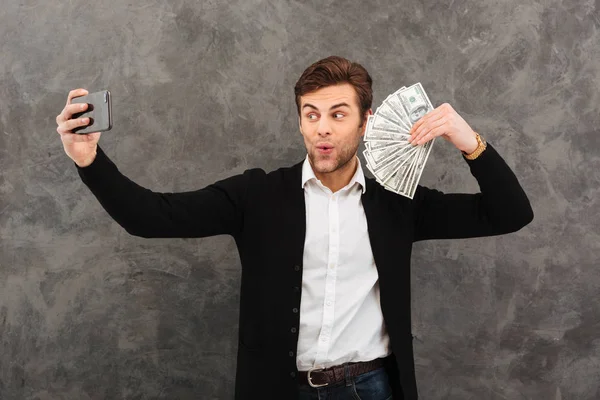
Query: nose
317,117,331,136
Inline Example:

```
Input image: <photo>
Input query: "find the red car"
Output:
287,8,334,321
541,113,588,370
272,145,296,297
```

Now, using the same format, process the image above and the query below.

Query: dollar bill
364,116,411,141
368,142,405,159
375,102,408,131
364,144,402,169
371,114,409,134
372,144,415,171
376,146,419,183
363,82,436,199
395,83,435,125
381,155,414,186
403,140,434,198
365,139,410,151
382,154,416,193
383,90,412,130
397,146,421,194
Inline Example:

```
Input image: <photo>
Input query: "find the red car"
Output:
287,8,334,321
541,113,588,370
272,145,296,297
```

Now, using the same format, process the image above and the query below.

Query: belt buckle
307,366,328,388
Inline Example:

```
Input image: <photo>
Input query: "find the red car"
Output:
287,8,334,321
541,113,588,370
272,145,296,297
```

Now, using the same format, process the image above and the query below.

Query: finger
410,107,442,135
57,117,91,134
415,125,447,145
410,113,445,142
410,115,426,134
65,102,88,120
410,103,455,136
57,103,88,125
410,116,446,145
66,88,89,105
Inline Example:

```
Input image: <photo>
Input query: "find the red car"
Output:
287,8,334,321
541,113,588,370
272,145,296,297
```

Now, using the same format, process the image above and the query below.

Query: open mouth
317,144,333,154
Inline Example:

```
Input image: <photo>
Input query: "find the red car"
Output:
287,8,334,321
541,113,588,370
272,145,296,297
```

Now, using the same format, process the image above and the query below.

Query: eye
333,112,345,119
307,113,318,120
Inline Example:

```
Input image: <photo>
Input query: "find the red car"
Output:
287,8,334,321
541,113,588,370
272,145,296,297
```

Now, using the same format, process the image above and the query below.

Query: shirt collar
301,155,366,194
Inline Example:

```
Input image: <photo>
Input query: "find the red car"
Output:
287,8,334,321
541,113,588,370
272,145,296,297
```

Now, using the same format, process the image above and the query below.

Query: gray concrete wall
1,0,598,398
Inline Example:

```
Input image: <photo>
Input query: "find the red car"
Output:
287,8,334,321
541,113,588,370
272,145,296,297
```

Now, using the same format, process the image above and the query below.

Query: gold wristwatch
463,132,487,160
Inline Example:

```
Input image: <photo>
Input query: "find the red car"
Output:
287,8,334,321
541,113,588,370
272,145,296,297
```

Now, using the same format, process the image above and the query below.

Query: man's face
299,83,369,175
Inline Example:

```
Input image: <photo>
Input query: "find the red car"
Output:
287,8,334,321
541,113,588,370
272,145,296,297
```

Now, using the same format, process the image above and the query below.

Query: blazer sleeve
413,143,534,242
75,145,258,239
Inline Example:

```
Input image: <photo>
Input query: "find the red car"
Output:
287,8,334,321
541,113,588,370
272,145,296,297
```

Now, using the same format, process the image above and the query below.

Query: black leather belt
298,357,387,388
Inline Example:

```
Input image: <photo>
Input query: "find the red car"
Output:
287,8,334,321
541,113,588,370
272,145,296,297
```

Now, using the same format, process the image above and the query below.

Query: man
55,56,533,400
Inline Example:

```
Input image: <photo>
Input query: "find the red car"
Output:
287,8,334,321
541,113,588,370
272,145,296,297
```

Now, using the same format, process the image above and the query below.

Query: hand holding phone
56,89,111,167
71,90,112,134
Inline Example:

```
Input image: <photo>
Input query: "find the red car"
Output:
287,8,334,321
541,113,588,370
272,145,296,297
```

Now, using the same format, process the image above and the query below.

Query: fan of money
363,82,435,199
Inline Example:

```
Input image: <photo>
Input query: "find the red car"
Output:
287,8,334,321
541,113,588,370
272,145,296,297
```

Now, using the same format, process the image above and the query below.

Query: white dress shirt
296,155,391,371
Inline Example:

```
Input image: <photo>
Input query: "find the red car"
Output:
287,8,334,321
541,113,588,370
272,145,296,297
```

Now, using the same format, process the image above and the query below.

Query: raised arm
75,145,256,238
57,88,255,239
413,144,533,241
407,103,533,241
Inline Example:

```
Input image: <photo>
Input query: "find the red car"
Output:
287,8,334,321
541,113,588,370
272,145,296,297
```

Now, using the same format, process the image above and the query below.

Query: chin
313,161,337,174
311,157,338,173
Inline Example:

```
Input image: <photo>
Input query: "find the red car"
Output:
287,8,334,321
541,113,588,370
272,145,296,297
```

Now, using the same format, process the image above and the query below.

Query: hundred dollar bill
383,91,412,130
376,151,416,185
365,140,394,152
365,129,412,142
363,83,436,199
369,142,413,160
375,102,408,131
373,158,402,184
375,143,419,172
363,149,374,171
383,155,415,193
399,146,422,194
364,146,393,169
364,116,411,141
397,145,422,192
366,138,412,150
396,83,435,125
368,142,405,161
402,140,434,198
368,145,413,170
398,142,426,198
371,114,409,134
374,146,419,182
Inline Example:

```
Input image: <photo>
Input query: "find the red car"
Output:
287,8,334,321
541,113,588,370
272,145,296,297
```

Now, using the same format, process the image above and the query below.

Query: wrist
462,132,487,160
75,151,97,168
460,132,479,154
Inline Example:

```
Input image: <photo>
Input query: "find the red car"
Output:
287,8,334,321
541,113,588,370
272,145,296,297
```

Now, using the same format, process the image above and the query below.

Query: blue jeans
297,366,393,400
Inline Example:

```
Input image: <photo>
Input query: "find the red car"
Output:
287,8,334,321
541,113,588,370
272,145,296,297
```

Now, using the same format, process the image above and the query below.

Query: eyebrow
302,102,352,111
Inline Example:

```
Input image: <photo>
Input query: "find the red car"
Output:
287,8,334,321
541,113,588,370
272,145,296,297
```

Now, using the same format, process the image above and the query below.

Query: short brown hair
294,56,373,126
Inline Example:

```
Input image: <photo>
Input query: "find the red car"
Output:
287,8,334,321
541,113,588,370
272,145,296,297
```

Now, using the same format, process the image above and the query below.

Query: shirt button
326,301,332,306
289,351,294,357
290,371,296,378
291,327,297,333
292,308,299,313
294,265,300,271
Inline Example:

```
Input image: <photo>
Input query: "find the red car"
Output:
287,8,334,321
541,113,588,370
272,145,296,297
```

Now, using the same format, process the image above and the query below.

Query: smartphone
71,90,112,134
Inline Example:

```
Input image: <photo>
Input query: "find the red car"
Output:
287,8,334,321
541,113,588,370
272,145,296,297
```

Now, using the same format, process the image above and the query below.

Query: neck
313,156,358,193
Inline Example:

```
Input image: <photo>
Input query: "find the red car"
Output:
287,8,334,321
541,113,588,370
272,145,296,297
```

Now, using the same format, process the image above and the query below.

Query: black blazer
76,143,533,399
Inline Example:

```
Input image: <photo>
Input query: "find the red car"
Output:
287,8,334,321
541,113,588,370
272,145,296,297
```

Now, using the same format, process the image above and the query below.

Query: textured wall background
1,0,599,398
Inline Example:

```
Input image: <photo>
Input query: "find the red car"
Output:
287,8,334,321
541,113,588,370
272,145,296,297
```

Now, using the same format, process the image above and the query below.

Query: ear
298,116,303,135
360,109,373,136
